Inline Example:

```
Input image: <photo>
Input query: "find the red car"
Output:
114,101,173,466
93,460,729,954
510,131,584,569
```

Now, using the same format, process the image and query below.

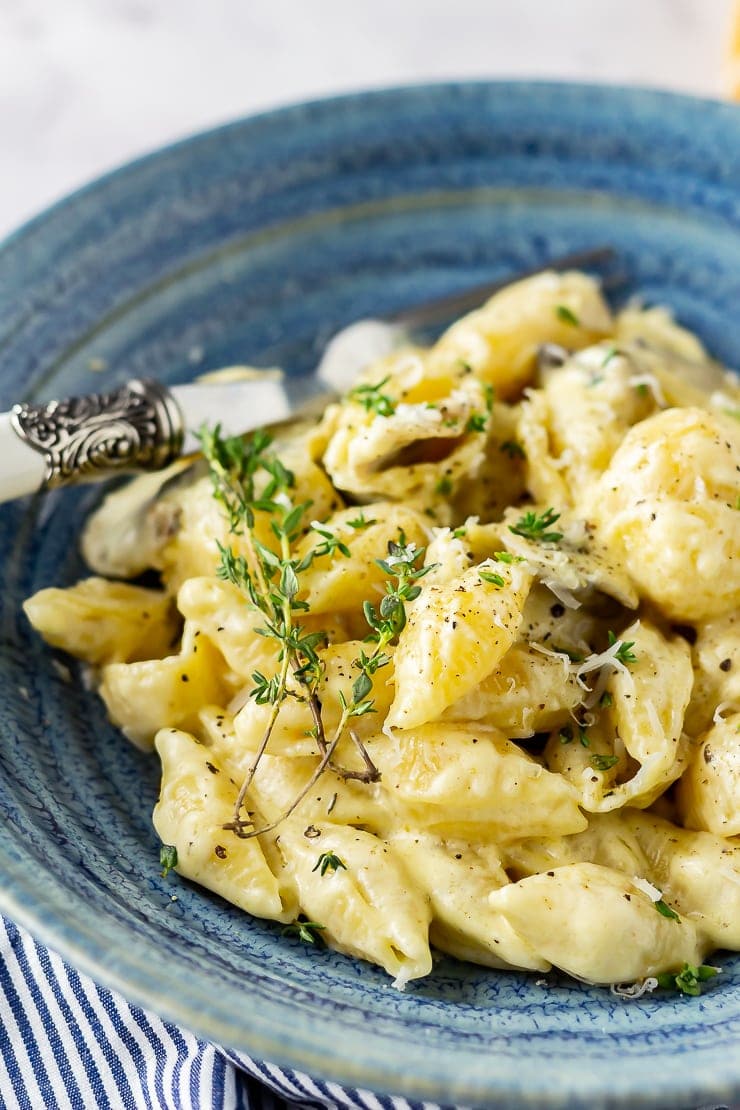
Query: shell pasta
25,269,740,992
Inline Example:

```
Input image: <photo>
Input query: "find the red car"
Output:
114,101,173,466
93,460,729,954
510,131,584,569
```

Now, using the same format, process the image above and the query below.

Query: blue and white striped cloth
2,916,736,1110
1,916,443,1110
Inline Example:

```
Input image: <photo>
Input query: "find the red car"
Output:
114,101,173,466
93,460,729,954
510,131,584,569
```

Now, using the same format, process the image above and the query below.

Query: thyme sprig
316,535,433,781
199,425,444,840
199,425,381,840
316,535,438,777
230,531,431,831
363,534,435,646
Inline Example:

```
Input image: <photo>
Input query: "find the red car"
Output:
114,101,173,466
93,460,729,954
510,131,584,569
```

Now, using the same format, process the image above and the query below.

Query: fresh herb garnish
607,631,638,665
492,551,525,564
309,522,352,560
160,844,178,877
478,569,505,587
654,899,680,922
364,534,435,647
465,413,488,433
599,691,613,708
602,345,621,368
282,918,326,945
349,376,396,417
312,851,347,876
656,963,719,996
435,476,453,496
591,753,619,771
509,507,563,544
555,305,580,327
500,440,526,459
347,511,376,530
347,534,437,738
199,424,381,840
551,644,583,662
558,723,589,746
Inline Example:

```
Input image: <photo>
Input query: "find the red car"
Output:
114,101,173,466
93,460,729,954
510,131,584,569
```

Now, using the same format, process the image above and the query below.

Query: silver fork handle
2,378,183,503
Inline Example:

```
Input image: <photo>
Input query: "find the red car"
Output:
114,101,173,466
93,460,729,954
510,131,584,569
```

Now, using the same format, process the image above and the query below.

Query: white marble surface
0,0,733,239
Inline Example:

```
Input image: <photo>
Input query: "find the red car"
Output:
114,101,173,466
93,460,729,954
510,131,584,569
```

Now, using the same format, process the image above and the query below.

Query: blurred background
0,0,737,239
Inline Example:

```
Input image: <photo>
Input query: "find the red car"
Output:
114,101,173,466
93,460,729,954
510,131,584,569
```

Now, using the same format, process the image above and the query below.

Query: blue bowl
1,83,739,1109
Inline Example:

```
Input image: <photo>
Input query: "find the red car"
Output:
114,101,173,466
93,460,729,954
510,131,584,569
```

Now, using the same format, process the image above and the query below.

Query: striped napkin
2,915,736,1110
0,916,438,1110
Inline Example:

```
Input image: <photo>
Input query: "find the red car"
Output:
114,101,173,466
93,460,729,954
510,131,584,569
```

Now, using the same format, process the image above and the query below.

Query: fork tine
389,246,618,331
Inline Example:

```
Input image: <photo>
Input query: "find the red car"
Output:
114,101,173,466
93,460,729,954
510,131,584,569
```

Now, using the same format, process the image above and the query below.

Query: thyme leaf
555,304,580,327
159,844,178,877
509,507,563,544
478,570,505,587
500,440,526,459
654,899,680,922
282,918,326,945
591,753,619,771
312,851,347,876
607,631,638,665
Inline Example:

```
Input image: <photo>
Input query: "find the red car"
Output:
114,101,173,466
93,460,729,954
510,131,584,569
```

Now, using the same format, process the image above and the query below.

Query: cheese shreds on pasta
24,270,740,991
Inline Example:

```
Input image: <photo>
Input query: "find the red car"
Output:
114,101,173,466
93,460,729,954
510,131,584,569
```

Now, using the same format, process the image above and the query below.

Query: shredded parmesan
529,641,574,675
542,578,582,610
393,402,443,425
631,876,662,902
577,637,635,680
611,977,659,1000
627,372,667,407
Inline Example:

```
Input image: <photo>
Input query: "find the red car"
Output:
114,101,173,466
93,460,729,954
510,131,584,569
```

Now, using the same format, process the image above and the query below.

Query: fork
0,246,618,503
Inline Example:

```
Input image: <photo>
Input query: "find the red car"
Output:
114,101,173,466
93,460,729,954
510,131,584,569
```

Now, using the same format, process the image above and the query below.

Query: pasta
24,269,740,994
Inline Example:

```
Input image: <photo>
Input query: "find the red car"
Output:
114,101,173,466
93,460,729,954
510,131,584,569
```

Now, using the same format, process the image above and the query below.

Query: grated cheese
611,977,658,1000
631,875,662,902
627,372,667,407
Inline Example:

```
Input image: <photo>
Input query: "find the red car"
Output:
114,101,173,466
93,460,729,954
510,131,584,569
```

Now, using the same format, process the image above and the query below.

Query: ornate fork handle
10,378,183,490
